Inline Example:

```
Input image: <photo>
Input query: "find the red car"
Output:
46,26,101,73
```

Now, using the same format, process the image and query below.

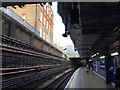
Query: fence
0,7,40,36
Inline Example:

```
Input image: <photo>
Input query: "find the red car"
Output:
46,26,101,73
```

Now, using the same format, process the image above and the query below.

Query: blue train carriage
92,57,106,78
92,54,120,85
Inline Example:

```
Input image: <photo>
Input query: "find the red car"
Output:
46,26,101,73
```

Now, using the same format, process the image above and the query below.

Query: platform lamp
62,27,70,37
63,48,67,50
62,48,67,53
111,52,119,56
62,32,68,37
74,48,77,51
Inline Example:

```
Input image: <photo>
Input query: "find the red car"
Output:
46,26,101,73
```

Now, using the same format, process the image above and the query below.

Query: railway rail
44,70,74,89
2,66,69,89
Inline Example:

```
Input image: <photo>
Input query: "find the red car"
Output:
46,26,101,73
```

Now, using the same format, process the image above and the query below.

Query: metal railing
0,7,40,36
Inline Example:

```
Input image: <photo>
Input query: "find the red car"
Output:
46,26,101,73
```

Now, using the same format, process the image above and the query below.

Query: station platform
65,67,115,88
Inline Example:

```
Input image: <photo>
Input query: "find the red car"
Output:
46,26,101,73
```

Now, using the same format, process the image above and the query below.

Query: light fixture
91,53,99,57
97,53,99,55
63,48,67,50
113,27,118,31
92,54,96,57
100,56,105,59
89,59,92,61
62,32,68,37
111,52,119,56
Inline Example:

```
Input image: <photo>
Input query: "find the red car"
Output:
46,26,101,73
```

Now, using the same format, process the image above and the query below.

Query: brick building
8,3,54,44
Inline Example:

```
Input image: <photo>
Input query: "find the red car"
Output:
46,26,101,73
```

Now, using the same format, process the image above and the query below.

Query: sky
51,2,74,48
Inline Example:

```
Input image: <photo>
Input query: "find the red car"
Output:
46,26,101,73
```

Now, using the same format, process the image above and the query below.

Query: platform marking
69,68,81,89
93,71,115,87
93,71,106,80
111,82,115,87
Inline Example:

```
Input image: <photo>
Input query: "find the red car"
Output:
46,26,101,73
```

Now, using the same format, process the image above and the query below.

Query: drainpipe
35,3,37,30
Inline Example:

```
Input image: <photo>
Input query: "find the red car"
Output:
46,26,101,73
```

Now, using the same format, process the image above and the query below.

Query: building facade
8,3,54,44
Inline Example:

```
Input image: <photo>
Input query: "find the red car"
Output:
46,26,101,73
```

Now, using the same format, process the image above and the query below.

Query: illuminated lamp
111,52,119,56
100,56,105,59
89,60,92,61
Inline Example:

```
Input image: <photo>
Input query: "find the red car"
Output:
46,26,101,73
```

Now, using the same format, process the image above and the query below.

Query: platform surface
65,67,115,89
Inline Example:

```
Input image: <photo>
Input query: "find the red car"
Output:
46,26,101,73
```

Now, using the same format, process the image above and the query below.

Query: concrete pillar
0,4,2,87
48,45,50,53
30,34,34,46
41,41,44,50
9,21,16,38
105,54,113,84
104,36,113,84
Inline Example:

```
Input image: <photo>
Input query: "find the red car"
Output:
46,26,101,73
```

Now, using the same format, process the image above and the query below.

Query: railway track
44,70,74,89
2,66,70,89
0,34,72,89
1,34,70,68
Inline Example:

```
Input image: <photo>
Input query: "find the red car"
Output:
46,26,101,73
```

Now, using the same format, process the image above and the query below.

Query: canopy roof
58,2,120,58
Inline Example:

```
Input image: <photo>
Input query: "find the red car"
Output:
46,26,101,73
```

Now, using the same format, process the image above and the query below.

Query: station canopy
58,2,120,58
2,2,52,8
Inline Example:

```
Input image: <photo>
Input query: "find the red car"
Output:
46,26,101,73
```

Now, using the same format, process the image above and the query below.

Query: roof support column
105,54,113,84
104,36,114,84
9,21,16,38
30,34,34,46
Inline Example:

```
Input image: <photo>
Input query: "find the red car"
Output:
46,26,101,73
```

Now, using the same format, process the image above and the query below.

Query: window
47,7,49,14
47,5,49,14
40,23,42,37
46,35,48,41
49,25,51,31
51,15,53,21
21,13,27,25
43,32,45,39
22,15,26,19
40,12,42,22
21,13,27,19
47,21,48,29
49,12,51,18
48,23,49,30
44,17,46,26
51,26,53,33
48,22,49,30
44,5,46,11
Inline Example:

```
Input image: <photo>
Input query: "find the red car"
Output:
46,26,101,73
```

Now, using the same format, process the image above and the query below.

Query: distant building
53,43,69,59
65,45,80,58
8,3,54,44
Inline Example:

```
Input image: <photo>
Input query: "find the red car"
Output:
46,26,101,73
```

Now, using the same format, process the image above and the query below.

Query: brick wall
8,3,53,45
2,12,63,58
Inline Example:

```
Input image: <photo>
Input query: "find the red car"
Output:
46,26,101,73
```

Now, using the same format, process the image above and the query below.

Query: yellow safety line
69,68,81,90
